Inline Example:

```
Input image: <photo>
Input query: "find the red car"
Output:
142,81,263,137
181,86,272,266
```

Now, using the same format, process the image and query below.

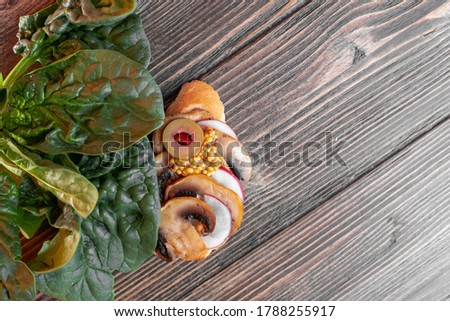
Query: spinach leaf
4,50,164,155
0,245,36,301
15,209,47,240
35,137,160,300
80,137,160,272
0,172,21,258
0,138,98,217
53,14,151,67
36,233,114,301
47,0,137,28
0,172,36,301
15,175,55,239
15,8,150,67
9,1,145,89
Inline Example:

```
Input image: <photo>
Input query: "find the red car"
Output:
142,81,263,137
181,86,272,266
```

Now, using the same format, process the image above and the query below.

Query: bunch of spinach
0,0,164,300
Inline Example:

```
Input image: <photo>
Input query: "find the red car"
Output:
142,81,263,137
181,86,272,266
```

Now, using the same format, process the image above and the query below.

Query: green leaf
0,172,36,301
16,176,56,239
80,137,160,272
0,139,98,217
0,245,36,301
15,210,46,240
15,9,150,67
13,4,58,58
0,154,24,178
5,49,164,155
35,137,160,300
36,233,114,301
50,14,151,67
0,172,21,258
47,0,137,28
10,2,146,91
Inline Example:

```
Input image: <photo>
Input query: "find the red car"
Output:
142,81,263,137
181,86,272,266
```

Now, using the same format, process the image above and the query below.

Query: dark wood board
184,118,450,300
113,1,450,301
1,1,449,301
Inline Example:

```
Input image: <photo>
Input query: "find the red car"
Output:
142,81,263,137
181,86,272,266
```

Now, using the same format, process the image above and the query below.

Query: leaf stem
3,56,36,89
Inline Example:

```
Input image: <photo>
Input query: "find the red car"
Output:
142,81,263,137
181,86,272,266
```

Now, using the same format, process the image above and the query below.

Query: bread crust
166,80,225,121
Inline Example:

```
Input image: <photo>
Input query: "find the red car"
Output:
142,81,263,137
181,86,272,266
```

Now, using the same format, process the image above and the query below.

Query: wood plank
113,1,450,300
140,0,305,100
184,118,450,300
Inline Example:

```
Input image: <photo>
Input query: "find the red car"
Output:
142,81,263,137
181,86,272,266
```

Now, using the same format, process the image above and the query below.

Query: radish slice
211,167,244,201
197,120,238,140
202,195,233,249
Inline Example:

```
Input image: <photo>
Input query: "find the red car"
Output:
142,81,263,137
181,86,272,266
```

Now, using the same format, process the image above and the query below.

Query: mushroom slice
165,175,244,234
152,109,213,154
215,130,252,186
155,197,216,262
189,250,213,261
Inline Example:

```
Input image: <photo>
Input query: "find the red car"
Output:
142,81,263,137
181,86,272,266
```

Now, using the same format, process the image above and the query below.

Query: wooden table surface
2,1,450,301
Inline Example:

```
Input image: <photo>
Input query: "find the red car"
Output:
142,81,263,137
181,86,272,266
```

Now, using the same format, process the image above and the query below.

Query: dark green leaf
80,137,160,272
47,0,137,29
5,50,164,155
74,150,123,179
15,210,46,240
51,14,151,67
18,175,56,208
35,137,159,300
16,176,56,239
36,233,114,301
13,4,58,58
0,172,36,301
0,172,21,258
0,245,36,301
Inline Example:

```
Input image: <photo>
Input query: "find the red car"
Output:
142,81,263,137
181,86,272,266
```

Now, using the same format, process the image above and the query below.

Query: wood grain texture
184,118,450,300
112,1,450,300
139,0,306,100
